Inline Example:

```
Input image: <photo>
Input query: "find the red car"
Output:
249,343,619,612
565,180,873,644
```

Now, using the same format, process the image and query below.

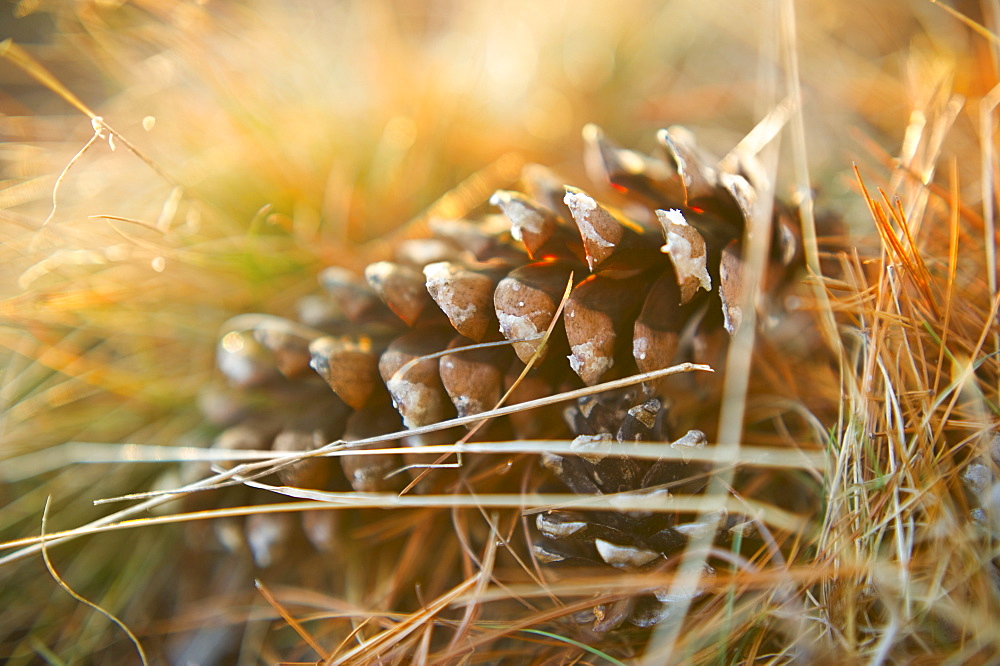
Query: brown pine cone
962,432,1000,585
535,389,723,631
201,125,804,613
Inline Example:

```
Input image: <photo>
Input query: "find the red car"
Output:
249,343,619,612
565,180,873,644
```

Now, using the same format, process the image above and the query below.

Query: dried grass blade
254,579,330,661
879,187,939,318
328,576,478,665
39,497,148,666
932,159,962,396
928,1,1000,45
448,512,498,650
0,40,97,118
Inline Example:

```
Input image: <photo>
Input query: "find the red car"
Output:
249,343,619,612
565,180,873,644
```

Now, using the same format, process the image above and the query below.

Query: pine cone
962,432,1000,585
202,124,803,616
534,389,723,631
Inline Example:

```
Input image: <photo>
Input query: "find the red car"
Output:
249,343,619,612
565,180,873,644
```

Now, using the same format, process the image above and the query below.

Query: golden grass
2,0,999,663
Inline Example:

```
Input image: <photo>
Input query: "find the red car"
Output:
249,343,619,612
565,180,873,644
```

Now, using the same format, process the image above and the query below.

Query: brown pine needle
254,579,331,661
928,0,1000,45
855,166,938,319
0,40,97,118
327,576,478,665
329,617,375,661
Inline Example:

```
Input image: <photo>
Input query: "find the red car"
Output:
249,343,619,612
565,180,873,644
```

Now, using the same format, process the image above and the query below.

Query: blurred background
0,0,993,662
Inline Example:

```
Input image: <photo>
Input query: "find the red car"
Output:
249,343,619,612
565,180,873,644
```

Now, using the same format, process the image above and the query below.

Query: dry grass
2,0,999,663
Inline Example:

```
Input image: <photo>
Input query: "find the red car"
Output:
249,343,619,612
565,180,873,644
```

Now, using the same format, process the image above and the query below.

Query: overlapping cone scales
494,261,574,364
656,208,711,304
776,213,802,268
308,335,382,410
394,238,464,267
423,261,498,342
213,420,278,454
217,331,281,388
584,123,656,184
563,187,655,272
632,270,683,375
503,371,563,439
439,336,508,418
532,391,723,630
205,124,807,583
365,261,433,326
253,322,313,378
582,123,681,205
561,188,615,270
340,403,404,492
719,240,744,335
490,190,583,261
319,266,390,323
337,125,782,406
535,394,703,548
594,538,660,569
657,126,717,203
429,216,512,261
378,327,456,428
271,429,327,488
564,273,647,385
220,123,786,440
